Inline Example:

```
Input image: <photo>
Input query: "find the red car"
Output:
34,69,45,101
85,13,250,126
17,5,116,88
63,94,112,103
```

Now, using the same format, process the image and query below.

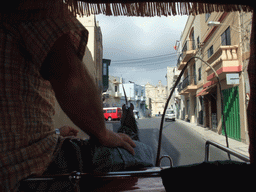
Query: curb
176,119,249,157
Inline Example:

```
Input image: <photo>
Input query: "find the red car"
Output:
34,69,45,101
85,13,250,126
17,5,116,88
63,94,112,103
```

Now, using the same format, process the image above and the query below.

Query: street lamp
207,21,244,33
207,21,221,27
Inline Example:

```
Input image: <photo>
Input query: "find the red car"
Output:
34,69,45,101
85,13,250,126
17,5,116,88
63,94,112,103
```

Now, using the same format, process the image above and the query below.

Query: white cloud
96,14,188,85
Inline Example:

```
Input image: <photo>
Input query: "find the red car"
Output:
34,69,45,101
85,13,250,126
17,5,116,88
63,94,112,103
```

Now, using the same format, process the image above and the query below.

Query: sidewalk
176,119,249,157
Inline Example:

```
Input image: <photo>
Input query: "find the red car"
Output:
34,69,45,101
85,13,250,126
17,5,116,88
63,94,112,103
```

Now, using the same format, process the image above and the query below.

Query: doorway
222,86,241,141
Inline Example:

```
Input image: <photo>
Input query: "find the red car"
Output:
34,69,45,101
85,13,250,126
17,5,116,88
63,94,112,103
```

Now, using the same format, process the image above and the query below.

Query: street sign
226,73,240,85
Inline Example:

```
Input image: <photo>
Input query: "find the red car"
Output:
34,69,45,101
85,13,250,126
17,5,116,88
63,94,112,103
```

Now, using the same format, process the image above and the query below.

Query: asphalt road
107,117,239,167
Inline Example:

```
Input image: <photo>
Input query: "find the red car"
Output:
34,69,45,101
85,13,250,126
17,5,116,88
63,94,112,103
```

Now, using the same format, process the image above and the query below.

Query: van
165,109,175,121
103,107,122,121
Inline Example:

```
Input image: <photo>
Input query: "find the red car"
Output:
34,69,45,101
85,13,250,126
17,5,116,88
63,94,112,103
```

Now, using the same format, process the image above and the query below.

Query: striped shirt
0,6,88,191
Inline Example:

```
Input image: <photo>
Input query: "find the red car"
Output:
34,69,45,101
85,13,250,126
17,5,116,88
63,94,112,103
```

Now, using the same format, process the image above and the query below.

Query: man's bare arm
43,34,135,154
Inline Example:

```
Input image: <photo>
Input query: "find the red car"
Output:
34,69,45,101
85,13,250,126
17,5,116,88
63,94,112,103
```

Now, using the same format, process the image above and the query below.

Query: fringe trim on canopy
63,1,253,17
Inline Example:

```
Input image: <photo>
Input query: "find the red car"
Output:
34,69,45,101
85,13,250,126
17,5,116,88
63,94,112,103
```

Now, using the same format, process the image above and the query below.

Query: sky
96,15,188,86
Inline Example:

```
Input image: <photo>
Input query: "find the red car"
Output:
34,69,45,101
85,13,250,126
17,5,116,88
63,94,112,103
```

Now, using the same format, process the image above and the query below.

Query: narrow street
106,117,240,167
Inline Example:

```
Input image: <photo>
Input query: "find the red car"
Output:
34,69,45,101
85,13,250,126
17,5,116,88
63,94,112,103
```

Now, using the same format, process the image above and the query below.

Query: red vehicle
103,107,122,121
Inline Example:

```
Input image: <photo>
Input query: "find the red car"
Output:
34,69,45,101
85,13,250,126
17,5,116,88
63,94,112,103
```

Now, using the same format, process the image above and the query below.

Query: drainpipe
239,10,249,144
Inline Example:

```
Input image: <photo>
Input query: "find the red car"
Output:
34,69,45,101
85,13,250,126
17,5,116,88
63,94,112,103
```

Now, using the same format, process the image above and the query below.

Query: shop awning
196,87,208,97
196,83,217,97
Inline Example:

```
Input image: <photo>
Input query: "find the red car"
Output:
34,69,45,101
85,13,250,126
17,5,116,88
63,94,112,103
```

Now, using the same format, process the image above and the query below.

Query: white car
165,110,175,121
133,110,140,119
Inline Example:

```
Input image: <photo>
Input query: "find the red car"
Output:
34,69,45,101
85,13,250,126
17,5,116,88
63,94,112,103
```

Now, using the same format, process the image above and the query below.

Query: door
199,96,204,125
193,64,197,85
190,29,195,50
187,99,190,121
222,86,241,141
211,93,217,130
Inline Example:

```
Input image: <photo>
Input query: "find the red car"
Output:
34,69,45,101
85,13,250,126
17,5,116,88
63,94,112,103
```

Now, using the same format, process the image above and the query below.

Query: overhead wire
112,58,178,66
111,66,170,74
110,52,179,64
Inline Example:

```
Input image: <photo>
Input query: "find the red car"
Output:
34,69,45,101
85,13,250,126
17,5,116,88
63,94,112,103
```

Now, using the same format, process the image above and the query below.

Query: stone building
103,75,124,108
166,67,181,111
176,11,252,143
103,77,146,118
78,15,103,94
145,81,167,116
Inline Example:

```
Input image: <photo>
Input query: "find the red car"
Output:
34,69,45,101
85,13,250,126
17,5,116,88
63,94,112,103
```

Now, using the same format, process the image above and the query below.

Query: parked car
133,110,140,119
103,107,122,121
165,109,175,121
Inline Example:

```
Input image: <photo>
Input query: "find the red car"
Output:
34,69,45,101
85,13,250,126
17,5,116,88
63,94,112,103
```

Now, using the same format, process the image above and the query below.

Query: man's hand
59,126,79,137
98,129,136,155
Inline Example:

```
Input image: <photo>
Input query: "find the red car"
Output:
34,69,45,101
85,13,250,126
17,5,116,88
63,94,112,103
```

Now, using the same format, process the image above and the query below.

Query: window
221,27,231,45
205,13,211,22
208,45,214,58
107,109,112,113
103,63,107,75
198,67,202,81
193,64,197,85
113,109,116,113
115,85,118,92
197,36,200,48
190,30,195,50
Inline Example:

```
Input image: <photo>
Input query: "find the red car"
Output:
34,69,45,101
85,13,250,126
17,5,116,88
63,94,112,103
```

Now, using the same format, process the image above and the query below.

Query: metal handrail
182,75,189,89
205,140,250,162
21,168,164,192
177,40,196,67
23,168,163,181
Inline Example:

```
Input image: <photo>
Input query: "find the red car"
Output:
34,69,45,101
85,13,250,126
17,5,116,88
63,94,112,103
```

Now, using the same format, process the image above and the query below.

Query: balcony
177,40,196,70
114,92,122,97
178,75,197,95
135,95,141,101
128,97,134,101
173,68,181,80
206,45,241,81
